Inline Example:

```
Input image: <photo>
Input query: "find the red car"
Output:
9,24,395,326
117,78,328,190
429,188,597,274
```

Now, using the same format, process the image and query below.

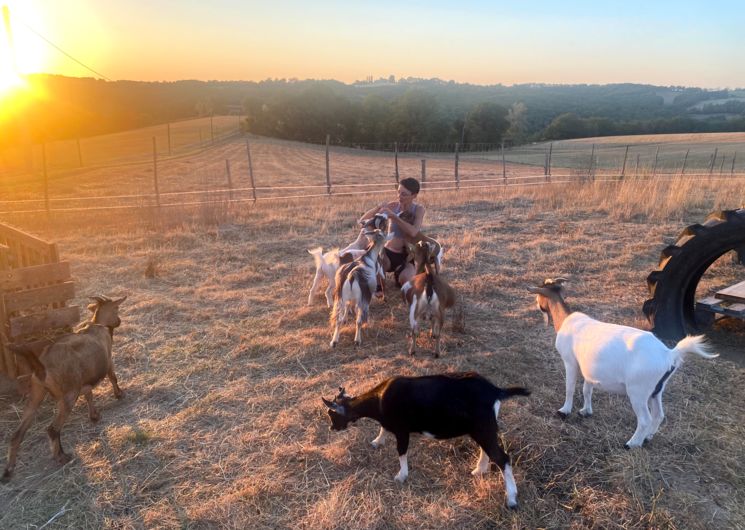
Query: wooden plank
715,280,745,304
0,223,57,257
3,282,76,313
0,297,14,378
9,306,80,339
697,296,745,318
0,244,9,271
0,262,71,291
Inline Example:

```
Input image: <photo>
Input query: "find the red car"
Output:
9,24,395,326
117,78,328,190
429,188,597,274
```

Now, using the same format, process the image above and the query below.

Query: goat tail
8,344,46,380
308,246,324,268
671,335,718,361
497,386,531,400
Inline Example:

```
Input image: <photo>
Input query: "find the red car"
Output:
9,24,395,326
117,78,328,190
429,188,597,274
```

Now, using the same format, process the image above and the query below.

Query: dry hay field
0,142,745,529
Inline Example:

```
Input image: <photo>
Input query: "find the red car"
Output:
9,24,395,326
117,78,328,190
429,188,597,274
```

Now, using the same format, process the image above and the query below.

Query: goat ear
86,302,98,313
113,296,127,305
322,397,335,409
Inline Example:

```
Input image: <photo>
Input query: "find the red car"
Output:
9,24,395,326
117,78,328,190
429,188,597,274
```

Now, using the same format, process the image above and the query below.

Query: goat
307,247,366,307
401,240,456,357
2,295,127,481
329,229,389,347
307,213,390,307
529,278,718,448
322,372,530,508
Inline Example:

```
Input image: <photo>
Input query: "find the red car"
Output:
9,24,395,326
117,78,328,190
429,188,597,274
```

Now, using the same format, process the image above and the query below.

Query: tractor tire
643,208,745,341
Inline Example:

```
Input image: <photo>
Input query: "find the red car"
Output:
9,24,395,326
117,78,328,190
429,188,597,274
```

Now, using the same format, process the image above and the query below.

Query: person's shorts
384,248,409,286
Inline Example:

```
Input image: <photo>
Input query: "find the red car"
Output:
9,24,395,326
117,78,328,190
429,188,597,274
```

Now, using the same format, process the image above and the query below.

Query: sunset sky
2,0,744,88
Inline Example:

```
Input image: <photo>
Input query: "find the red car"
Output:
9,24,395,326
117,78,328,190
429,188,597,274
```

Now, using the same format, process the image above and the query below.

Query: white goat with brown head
401,240,455,357
2,295,127,481
330,229,390,347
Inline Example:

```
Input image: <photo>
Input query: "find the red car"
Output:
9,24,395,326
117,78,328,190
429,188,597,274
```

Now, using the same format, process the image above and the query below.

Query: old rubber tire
643,208,745,341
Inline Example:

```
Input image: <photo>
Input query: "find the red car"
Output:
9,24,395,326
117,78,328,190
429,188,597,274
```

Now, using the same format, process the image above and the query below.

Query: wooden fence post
719,155,725,175
620,145,629,178
167,123,172,156
732,152,737,175
454,142,460,190
325,134,331,196
152,137,160,208
680,149,689,175
421,159,426,187
501,140,506,183
652,146,659,176
709,148,718,175
225,159,233,200
76,138,83,168
210,114,215,145
394,142,399,185
546,142,553,181
635,154,640,176
246,140,256,202
588,143,595,181
42,142,49,215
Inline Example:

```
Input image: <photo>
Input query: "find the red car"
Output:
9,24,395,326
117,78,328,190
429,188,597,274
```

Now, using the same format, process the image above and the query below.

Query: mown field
0,136,744,529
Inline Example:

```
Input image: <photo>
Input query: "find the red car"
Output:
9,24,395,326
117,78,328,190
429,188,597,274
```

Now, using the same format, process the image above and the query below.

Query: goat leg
47,392,76,465
84,388,100,422
108,368,124,399
2,382,47,482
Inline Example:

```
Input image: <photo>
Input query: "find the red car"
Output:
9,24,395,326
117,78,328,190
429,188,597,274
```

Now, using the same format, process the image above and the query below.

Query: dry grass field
0,137,744,529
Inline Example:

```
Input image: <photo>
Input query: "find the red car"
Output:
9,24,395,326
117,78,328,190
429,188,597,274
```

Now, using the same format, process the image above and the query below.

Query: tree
464,102,509,144
506,102,528,144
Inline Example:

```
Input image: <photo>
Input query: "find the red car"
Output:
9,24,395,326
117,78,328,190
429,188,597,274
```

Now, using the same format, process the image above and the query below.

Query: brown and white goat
2,295,127,481
401,241,455,357
330,229,389,347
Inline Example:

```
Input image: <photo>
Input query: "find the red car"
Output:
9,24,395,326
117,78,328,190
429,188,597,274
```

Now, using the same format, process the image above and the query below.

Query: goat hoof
89,412,101,422
507,501,519,510
1,470,11,483
556,410,569,420
578,410,591,418
56,453,72,465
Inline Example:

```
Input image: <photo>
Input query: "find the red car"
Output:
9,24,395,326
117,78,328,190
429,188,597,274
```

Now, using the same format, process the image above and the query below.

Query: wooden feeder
0,223,78,388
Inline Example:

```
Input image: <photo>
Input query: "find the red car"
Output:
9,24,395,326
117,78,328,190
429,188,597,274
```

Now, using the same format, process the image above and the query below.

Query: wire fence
1,131,745,216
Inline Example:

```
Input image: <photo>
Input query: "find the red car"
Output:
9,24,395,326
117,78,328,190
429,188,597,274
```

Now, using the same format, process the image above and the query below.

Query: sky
2,0,744,89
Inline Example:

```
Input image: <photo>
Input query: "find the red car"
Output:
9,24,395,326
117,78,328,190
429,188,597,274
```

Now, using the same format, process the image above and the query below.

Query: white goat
529,278,718,448
330,229,390,347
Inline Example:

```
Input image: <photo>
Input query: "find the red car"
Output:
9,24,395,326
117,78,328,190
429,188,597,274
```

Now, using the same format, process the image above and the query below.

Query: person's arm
359,201,396,224
385,204,425,239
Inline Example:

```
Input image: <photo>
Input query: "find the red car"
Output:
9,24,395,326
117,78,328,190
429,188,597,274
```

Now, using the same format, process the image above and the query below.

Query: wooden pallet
696,296,745,319
715,280,745,304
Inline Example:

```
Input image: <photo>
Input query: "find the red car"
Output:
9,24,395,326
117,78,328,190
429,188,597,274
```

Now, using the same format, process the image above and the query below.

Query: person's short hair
400,177,420,195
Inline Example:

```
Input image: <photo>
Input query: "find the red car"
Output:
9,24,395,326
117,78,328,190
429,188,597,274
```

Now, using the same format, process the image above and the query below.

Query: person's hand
380,206,396,218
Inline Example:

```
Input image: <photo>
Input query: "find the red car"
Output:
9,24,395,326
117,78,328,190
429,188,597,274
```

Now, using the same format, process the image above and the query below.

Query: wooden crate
0,223,79,382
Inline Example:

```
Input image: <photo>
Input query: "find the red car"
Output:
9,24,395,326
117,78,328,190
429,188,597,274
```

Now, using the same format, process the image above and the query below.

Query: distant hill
2,75,744,147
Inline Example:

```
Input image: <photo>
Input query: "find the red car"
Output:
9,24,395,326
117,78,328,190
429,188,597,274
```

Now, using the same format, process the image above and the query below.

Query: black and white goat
307,213,389,307
322,372,530,508
529,277,718,448
329,228,390,347
401,240,456,357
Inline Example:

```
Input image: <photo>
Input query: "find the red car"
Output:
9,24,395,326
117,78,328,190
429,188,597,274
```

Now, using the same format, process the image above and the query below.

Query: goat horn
89,295,111,303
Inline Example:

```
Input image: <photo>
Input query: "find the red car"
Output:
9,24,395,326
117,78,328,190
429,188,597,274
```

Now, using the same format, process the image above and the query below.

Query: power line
10,9,112,81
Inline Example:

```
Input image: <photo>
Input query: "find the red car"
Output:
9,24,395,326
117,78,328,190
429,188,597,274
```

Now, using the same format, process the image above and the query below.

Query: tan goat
401,241,455,357
2,295,127,481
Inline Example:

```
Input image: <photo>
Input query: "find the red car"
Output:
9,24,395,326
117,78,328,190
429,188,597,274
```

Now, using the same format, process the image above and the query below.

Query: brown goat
2,295,126,481
401,242,455,357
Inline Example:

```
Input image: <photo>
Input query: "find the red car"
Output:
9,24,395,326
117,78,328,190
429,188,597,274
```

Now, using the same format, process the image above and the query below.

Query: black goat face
322,390,352,431
326,408,351,431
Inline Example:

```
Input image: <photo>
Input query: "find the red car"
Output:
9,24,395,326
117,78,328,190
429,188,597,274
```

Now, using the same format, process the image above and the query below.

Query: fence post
42,142,49,215
588,143,595,181
709,148,718,175
501,140,506,183
635,154,640,177
246,140,256,202
547,142,553,181
652,146,659,176
325,134,331,196
620,145,629,178
76,138,83,168
152,137,160,208
421,159,426,187
394,142,399,185
732,152,737,175
225,159,233,200
719,155,725,175
454,142,460,190
167,122,172,156
210,114,215,145
680,149,689,175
